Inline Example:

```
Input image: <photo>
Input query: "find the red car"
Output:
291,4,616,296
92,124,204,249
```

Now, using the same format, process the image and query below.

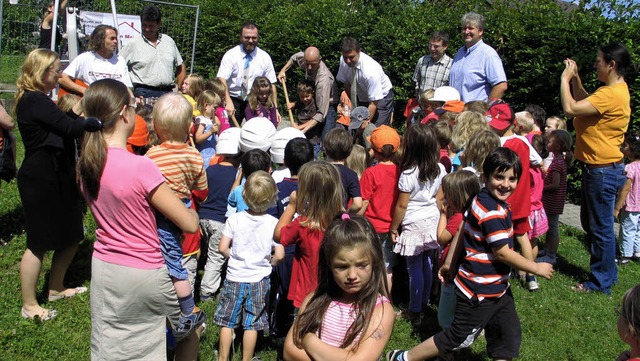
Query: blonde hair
345,144,368,180
242,170,277,213
152,93,192,142
57,93,80,113
418,88,435,110
77,79,130,200
462,129,501,176
463,100,489,114
546,115,567,131
296,161,344,230
450,111,489,152
515,111,535,134
248,76,274,111
196,90,221,118
15,48,58,111
183,74,204,99
207,78,227,102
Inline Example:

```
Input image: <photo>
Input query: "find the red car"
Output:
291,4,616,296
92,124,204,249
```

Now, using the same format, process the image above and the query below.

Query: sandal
48,286,88,302
21,307,57,321
571,283,591,293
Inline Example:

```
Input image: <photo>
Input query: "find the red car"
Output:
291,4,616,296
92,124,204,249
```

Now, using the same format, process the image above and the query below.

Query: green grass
0,54,23,85
0,131,632,360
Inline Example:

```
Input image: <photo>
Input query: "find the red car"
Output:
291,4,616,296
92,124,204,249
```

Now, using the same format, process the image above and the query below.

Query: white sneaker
527,279,539,291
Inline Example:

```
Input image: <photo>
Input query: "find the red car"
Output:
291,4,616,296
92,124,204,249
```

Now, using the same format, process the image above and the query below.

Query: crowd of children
46,64,640,360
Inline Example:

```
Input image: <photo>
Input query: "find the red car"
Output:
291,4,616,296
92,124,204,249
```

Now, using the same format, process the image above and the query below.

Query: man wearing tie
216,22,278,123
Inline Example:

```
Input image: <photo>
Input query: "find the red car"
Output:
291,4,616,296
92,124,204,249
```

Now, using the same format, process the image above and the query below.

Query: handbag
0,128,17,182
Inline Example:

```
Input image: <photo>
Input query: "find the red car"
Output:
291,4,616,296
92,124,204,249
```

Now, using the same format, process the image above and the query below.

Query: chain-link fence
1,0,199,81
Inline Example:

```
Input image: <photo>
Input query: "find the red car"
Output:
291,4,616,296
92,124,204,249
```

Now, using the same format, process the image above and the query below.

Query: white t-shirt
398,163,445,225
336,51,392,102
63,51,133,87
271,168,291,184
222,211,279,282
216,45,277,98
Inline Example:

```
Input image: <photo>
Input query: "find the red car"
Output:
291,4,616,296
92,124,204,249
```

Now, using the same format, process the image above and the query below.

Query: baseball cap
429,86,461,102
434,100,465,115
369,125,400,153
349,106,370,130
485,101,515,131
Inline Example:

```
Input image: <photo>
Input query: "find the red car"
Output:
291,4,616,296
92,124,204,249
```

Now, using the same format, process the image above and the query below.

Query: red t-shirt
360,163,400,233
279,217,325,308
503,137,531,221
439,212,463,266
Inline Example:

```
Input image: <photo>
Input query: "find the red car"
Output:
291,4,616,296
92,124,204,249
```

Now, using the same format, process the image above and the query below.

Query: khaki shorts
91,257,180,360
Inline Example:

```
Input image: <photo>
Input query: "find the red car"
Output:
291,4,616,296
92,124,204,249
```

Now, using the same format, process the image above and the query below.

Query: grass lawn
0,128,634,360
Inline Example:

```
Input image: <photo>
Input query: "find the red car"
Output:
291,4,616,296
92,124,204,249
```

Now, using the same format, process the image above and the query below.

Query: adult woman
77,79,200,359
16,48,101,321
38,0,68,51
560,43,631,294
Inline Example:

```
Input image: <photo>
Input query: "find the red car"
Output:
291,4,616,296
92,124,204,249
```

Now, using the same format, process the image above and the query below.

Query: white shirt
271,168,291,184
63,51,132,87
216,45,277,98
222,211,279,282
398,163,446,225
337,52,392,102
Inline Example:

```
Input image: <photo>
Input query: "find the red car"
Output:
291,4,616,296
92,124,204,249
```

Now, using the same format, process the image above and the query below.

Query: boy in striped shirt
387,148,554,361
146,94,208,339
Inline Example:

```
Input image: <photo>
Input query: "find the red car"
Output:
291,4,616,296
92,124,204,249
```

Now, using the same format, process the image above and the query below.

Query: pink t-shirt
88,147,166,269
215,106,231,133
529,167,543,211
318,295,389,347
625,161,640,212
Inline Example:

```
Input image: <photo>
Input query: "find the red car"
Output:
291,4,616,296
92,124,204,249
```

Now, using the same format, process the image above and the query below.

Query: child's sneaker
174,306,206,339
526,275,539,291
617,257,632,266
387,350,406,361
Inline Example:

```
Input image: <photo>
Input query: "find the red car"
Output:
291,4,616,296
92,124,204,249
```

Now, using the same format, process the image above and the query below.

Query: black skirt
17,147,84,251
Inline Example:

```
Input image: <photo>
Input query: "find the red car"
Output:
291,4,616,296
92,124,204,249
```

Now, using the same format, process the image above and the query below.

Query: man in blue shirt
449,12,508,102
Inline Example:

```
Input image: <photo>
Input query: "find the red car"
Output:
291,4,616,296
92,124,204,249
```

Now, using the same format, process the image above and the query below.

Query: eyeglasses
49,69,62,77
127,98,137,108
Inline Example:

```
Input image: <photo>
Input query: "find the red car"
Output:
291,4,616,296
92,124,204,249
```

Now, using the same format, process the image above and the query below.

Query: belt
133,84,174,91
582,160,623,170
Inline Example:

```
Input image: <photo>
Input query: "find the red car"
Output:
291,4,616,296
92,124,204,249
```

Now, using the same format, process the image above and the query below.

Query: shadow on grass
555,254,591,282
39,239,93,303
0,205,25,244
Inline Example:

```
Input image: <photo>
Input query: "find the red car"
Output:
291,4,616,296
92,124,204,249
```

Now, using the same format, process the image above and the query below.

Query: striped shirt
318,295,389,347
455,188,513,301
413,54,452,95
146,142,207,200
542,155,568,215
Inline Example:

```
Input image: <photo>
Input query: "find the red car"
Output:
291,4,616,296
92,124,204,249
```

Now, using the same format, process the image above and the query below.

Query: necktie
350,67,358,107
241,53,252,100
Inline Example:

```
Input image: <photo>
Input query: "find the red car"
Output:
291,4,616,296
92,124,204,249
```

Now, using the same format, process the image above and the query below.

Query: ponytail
77,131,107,200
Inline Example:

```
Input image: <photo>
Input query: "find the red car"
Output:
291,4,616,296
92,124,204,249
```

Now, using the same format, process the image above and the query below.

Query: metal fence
0,0,199,77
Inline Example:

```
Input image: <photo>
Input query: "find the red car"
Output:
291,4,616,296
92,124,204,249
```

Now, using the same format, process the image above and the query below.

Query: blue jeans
320,104,338,142
405,250,435,313
157,199,192,281
619,210,640,258
580,163,626,294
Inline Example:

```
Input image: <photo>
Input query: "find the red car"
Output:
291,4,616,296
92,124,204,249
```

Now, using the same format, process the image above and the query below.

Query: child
463,100,489,114
461,129,501,179
544,115,567,135
270,127,306,184
345,144,368,180
537,129,573,265
388,148,554,361
228,149,271,213
616,284,640,361
274,161,344,311
524,104,546,136
267,137,314,338
323,127,363,213
526,134,549,290
390,124,446,324
615,131,640,264
208,78,232,133
514,111,535,142
284,214,395,361
359,125,401,291
430,120,453,173
213,170,285,361
198,128,243,301
181,74,204,117
289,79,321,137
436,170,481,330
194,90,221,168
245,76,278,127
487,101,542,286
407,88,435,126
450,111,489,172
145,93,208,338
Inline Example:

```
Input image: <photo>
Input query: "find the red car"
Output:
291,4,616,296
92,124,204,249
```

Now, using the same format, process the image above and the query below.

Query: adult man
336,37,394,130
120,5,185,98
413,31,453,98
278,46,338,138
449,12,508,102
59,25,132,95
217,22,278,123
